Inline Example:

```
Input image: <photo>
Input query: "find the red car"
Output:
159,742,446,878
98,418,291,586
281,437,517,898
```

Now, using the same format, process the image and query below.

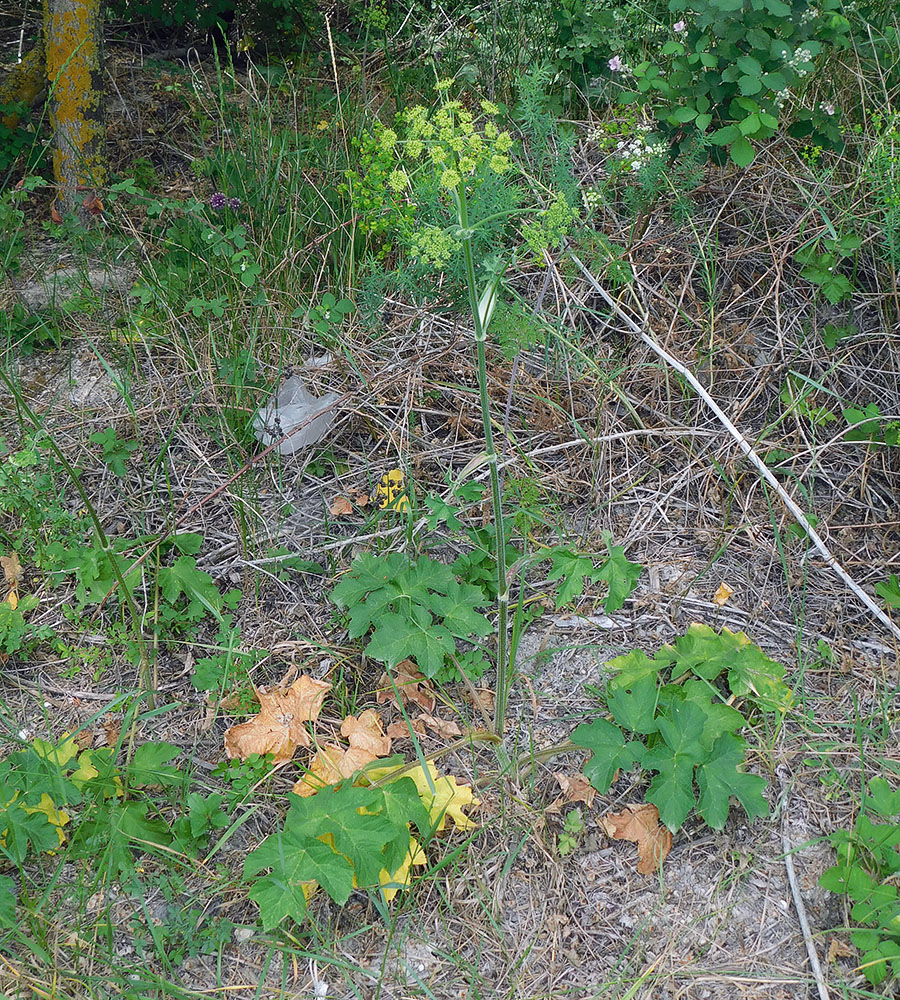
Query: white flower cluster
819,102,836,116
774,88,791,109
800,6,819,23
582,187,603,210
788,46,814,77
616,132,667,171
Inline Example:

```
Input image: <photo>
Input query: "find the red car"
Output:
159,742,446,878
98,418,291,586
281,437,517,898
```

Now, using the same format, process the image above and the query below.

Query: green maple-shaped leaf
331,552,410,609
245,832,353,931
695,733,768,829
727,644,793,713
570,719,644,793
655,700,709,762
643,747,697,831
429,580,492,638
595,538,642,611
366,610,456,678
608,648,667,688
547,547,598,609
867,778,900,818
1,803,59,864
876,575,900,609
129,742,185,788
158,556,223,617
345,582,401,639
678,680,744,751
659,622,745,680
379,777,432,870
285,784,410,887
424,494,463,531
405,555,456,596
606,672,659,735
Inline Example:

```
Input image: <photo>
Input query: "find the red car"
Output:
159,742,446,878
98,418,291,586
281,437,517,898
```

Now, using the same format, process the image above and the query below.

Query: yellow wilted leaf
32,734,79,767
713,581,734,606
369,761,478,832
1,552,22,610
23,793,70,847
379,836,427,901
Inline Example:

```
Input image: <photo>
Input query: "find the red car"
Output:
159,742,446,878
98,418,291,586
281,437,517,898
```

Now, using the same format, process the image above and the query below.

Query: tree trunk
0,44,46,129
43,0,106,222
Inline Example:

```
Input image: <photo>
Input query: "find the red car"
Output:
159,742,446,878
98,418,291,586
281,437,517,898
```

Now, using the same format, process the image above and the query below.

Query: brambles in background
796,231,860,304
820,778,900,985
90,427,140,479
571,624,790,832
615,0,849,167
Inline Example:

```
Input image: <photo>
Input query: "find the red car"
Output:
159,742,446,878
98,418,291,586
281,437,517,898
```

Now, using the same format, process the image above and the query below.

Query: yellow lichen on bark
0,44,46,128
43,0,106,218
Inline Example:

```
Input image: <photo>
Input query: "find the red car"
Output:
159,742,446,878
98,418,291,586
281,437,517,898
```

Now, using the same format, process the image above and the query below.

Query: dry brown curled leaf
293,744,378,797
329,496,353,516
1,552,22,609
386,718,426,740
224,675,331,762
713,581,734,606
341,709,392,756
419,715,463,739
601,803,672,874
554,773,596,808
376,660,436,714
465,686,495,714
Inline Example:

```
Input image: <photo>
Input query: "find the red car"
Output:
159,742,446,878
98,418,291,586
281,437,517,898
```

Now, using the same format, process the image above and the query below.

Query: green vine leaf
595,535,642,612
570,719,644,793
330,553,490,679
695,733,769,830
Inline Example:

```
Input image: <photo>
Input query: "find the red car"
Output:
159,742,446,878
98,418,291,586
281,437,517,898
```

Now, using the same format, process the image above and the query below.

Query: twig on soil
566,250,900,647
782,817,831,1000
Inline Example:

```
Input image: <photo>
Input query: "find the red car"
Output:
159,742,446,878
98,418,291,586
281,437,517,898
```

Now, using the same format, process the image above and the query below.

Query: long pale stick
567,251,900,646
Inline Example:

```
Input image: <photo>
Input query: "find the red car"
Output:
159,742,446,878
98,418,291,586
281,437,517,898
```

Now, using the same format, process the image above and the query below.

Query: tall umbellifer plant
379,84,577,734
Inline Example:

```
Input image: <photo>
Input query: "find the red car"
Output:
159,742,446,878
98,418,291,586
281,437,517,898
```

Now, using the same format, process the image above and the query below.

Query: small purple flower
673,19,686,32
608,55,624,73
210,191,226,210
228,197,242,210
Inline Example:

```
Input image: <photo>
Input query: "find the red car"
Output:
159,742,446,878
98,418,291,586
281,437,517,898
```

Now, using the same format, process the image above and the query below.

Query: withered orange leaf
601,803,672,874
293,744,378,797
329,496,353,516
1,553,23,586
376,660,436,713
713,581,734,606
341,709,391,756
386,718,427,740
419,715,463,739
554,773,596,808
224,675,331,763
466,687,495,714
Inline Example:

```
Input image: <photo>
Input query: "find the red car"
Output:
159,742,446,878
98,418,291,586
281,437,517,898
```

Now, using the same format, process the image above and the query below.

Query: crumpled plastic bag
253,375,340,455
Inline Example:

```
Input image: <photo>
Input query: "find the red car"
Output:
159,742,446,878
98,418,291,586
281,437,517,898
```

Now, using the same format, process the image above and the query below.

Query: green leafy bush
617,0,850,166
571,624,790,831
331,552,492,681
820,778,900,986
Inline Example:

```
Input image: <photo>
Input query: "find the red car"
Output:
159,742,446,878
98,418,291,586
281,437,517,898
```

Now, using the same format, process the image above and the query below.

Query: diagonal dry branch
566,250,900,647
